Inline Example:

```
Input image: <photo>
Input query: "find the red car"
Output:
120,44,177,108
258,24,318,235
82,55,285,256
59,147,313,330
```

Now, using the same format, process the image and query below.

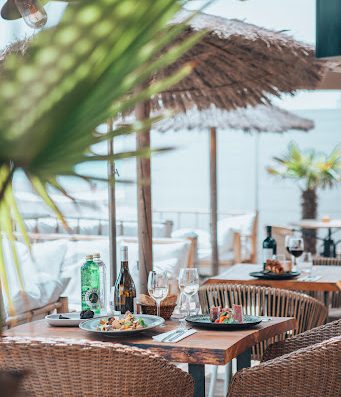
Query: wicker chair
312,257,341,318
199,283,328,360
228,320,341,397
0,337,194,397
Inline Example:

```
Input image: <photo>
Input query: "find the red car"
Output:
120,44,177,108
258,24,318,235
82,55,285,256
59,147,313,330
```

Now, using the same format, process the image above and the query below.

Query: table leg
188,364,205,397
237,348,251,371
323,291,330,308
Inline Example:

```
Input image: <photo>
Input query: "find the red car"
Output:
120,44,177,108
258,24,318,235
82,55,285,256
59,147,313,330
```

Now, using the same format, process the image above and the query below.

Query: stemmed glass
299,252,313,277
148,271,169,320
286,236,304,270
178,268,199,318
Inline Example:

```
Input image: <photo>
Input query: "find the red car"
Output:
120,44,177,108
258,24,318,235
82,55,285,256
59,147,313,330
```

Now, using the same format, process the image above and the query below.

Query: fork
162,320,189,342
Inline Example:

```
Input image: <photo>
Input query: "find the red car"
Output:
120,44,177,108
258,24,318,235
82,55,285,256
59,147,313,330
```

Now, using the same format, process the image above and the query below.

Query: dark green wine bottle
114,246,136,314
262,226,277,270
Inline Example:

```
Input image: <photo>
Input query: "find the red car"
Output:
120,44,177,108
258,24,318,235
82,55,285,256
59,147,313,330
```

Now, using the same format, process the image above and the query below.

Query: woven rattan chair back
199,284,327,360
312,257,341,308
0,337,194,397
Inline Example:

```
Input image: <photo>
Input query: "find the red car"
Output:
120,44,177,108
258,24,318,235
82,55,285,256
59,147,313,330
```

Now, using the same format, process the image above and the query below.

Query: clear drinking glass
287,237,304,269
299,252,313,276
178,268,199,317
148,271,169,320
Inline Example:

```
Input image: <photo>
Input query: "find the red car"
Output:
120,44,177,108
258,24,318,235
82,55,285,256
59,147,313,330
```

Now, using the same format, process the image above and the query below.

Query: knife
166,329,187,342
161,329,184,342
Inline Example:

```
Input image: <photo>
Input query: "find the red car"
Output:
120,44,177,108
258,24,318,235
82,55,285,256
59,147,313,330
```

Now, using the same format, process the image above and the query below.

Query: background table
291,219,341,256
291,219,341,229
5,317,296,397
206,263,341,306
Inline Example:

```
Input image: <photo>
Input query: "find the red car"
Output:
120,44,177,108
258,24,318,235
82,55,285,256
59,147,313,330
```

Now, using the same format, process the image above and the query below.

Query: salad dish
79,312,164,336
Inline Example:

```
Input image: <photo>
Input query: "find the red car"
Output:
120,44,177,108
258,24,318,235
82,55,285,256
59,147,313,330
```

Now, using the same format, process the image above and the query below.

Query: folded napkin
298,275,322,282
153,328,197,343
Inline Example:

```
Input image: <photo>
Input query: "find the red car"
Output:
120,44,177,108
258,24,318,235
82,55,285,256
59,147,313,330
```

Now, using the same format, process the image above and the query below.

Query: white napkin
152,329,197,343
298,275,322,281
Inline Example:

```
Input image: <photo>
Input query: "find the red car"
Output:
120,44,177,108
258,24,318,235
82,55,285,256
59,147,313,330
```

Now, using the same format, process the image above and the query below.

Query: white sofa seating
172,211,257,267
1,239,69,320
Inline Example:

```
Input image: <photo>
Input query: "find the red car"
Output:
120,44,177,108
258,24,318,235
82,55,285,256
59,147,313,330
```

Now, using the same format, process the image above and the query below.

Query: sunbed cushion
1,239,68,318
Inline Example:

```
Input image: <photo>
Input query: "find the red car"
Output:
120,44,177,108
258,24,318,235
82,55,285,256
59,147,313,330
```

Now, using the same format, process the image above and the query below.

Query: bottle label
263,248,273,264
85,288,99,308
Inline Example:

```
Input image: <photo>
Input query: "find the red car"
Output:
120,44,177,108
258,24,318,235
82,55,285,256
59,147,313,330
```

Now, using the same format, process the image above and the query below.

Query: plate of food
45,310,98,327
186,305,262,330
79,312,164,336
250,258,300,280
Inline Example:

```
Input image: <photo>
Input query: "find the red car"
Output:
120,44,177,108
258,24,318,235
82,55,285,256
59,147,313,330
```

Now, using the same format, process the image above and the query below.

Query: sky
0,0,341,109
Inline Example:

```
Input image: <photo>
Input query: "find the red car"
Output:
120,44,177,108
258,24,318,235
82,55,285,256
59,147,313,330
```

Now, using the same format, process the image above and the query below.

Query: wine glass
299,252,313,277
287,236,304,269
178,268,199,317
148,271,169,320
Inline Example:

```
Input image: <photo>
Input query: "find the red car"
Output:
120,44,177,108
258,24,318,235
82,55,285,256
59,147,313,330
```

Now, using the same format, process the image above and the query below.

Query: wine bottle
262,226,277,270
93,252,107,314
81,255,101,314
114,246,136,314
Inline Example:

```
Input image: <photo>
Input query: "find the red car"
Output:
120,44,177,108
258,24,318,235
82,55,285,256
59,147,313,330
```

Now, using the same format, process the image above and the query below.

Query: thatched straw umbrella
134,10,324,287
155,105,314,133
134,104,314,274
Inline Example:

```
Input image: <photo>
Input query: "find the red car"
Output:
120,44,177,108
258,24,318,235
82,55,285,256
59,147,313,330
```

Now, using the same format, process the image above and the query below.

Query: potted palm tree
267,141,341,253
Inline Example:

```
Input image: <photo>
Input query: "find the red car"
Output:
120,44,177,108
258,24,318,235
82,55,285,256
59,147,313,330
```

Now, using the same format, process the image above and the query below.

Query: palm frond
0,0,201,313
267,141,341,190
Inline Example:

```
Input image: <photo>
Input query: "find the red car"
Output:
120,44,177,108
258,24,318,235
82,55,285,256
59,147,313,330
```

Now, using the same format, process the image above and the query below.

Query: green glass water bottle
81,254,101,314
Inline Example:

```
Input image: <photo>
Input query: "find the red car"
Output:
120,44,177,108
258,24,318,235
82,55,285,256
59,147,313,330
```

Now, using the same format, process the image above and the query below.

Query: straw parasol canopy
149,10,325,113
154,104,315,133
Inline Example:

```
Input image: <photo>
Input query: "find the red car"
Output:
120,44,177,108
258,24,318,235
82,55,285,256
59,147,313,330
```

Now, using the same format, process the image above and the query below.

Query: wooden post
0,282,5,334
135,99,152,295
210,127,219,276
107,119,117,287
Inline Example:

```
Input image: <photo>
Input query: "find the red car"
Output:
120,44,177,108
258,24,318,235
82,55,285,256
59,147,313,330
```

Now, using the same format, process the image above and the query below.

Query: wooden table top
4,317,296,366
206,264,341,292
291,219,341,229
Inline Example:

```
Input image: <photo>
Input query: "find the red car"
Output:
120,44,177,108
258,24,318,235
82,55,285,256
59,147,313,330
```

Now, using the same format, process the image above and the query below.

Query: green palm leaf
268,141,341,190
0,0,203,317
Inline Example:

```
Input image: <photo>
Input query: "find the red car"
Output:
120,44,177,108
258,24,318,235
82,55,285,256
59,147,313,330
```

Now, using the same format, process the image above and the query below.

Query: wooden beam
210,127,219,276
107,119,117,287
135,99,152,295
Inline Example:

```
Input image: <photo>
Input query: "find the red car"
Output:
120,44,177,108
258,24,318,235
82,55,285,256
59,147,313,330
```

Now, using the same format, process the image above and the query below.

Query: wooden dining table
205,263,341,306
4,317,296,397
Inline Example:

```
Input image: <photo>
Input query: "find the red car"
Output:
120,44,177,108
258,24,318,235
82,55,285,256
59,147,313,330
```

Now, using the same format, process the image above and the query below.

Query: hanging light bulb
14,0,48,28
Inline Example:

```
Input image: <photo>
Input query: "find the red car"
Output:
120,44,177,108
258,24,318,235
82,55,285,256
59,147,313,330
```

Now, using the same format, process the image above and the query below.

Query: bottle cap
93,253,100,258
86,254,93,261
120,246,128,261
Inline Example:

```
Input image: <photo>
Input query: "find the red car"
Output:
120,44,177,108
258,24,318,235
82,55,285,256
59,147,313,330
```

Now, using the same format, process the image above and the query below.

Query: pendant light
14,0,47,28
1,0,76,28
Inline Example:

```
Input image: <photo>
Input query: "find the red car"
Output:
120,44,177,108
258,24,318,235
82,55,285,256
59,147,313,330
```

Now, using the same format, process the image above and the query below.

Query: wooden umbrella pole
135,98,153,295
107,119,117,287
210,127,219,276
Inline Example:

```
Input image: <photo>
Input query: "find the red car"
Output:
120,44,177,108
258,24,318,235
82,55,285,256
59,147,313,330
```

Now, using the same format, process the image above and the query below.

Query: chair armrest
232,232,242,263
262,319,341,362
228,336,341,397
185,235,198,268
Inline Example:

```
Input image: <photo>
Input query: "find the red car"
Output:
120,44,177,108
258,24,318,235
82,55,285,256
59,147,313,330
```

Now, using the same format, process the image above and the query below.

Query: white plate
79,314,164,336
45,312,99,327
